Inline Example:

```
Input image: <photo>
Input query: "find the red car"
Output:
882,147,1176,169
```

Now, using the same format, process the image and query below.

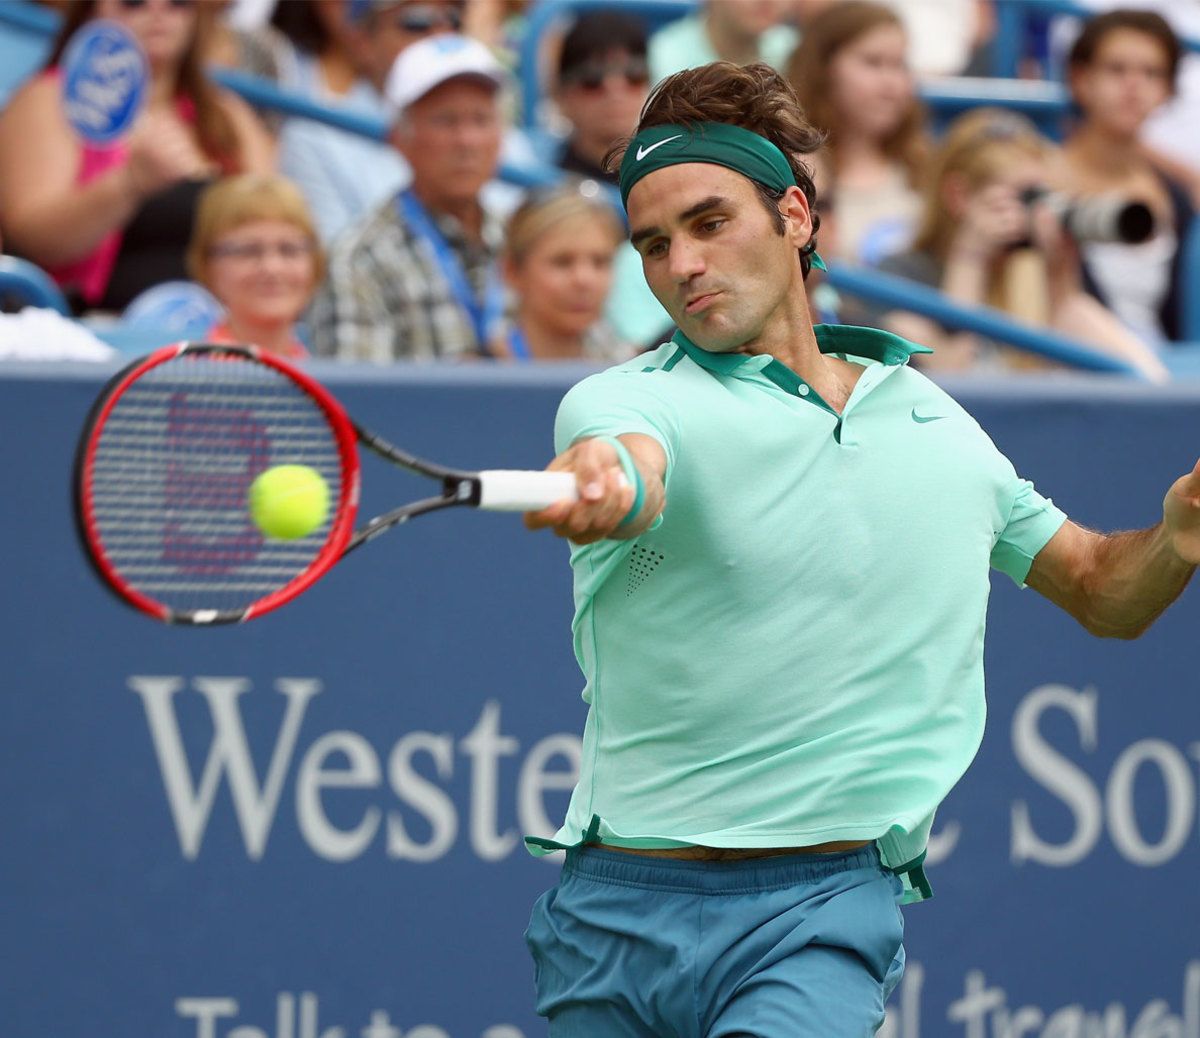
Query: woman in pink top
0,0,273,312
187,174,323,361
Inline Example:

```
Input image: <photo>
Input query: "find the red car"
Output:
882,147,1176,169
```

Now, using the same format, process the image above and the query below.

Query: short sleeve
554,371,682,481
990,477,1069,587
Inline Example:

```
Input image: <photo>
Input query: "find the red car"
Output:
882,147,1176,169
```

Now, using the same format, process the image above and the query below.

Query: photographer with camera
1061,8,1192,345
862,108,1167,379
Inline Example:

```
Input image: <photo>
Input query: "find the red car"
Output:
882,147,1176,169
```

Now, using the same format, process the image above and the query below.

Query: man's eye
646,241,667,258
700,219,725,233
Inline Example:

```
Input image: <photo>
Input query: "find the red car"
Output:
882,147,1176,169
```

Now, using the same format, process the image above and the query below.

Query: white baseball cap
385,34,507,114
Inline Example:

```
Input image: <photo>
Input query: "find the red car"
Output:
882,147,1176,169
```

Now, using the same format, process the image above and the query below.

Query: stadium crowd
0,0,1196,375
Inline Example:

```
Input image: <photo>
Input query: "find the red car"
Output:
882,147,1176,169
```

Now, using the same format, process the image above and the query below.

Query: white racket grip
477,470,579,511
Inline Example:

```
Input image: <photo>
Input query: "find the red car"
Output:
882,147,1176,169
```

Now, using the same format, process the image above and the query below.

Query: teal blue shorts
525,844,905,1037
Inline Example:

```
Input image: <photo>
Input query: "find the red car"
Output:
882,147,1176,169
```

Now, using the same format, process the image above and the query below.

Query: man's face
395,79,502,207
628,164,810,353
557,48,649,151
360,1,461,86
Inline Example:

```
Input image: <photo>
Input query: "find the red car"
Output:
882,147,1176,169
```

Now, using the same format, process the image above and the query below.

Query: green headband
618,122,797,209
617,122,826,272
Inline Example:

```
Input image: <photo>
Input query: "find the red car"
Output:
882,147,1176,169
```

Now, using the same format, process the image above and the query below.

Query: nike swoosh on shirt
636,135,683,160
911,409,946,424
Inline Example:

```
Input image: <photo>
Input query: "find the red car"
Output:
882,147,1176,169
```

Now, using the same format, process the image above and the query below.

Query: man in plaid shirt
311,35,509,361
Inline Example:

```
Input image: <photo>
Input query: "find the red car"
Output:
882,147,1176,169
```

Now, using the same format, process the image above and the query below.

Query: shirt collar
672,323,932,378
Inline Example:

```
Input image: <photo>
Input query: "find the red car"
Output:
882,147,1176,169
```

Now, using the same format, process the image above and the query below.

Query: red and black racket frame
75,343,495,624
73,343,361,625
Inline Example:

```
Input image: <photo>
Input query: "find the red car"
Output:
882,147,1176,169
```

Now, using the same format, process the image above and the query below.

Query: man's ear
780,185,812,246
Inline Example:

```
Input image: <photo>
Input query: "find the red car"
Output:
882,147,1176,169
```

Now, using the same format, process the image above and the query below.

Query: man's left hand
1163,459,1200,564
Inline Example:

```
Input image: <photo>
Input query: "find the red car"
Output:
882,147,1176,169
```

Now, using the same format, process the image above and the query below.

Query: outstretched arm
1026,461,1200,638
524,434,667,544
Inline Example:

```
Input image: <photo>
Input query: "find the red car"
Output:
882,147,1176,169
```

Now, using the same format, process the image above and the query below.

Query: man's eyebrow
629,195,731,249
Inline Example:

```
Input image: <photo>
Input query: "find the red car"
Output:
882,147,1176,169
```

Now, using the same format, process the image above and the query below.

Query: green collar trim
671,323,931,377
671,324,930,432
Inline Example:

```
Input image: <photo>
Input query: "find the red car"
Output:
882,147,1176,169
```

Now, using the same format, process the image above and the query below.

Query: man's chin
676,316,747,354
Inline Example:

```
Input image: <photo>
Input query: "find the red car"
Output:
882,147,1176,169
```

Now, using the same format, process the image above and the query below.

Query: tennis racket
73,342,576,625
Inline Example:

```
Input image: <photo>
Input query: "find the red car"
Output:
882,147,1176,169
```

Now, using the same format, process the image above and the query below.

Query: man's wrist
593,435,644,526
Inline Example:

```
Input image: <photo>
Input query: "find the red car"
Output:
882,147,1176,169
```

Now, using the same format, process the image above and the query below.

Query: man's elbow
1079,610,1150,641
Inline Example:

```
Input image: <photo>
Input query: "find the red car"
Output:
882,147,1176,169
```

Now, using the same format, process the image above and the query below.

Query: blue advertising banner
2,363,1197,1037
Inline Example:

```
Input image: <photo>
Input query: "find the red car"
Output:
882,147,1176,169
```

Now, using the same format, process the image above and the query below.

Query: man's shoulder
561,342,687,401
585,341,685,379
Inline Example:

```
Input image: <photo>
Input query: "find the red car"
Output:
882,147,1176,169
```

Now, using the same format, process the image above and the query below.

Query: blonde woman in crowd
788,1,927,266
496,183,631,364
863,108,1167,380
0,0,273,314
187,174,324,361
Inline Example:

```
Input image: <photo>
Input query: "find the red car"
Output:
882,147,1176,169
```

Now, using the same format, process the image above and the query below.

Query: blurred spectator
1060,9,1193,345
863,108,1167,380
310,34,507,361
554,10,649,185
879,0,993,78
0,0,273,315
206,0,288,83
345,0,466,90
461,0,527,56
549,9,670,352
271,1,464,243
648,1,798,84
187,174,324,360
496,182,630,363
788,1,927,267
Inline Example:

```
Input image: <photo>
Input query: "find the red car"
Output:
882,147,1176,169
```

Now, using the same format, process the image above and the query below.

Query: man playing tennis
522,62,1200,1037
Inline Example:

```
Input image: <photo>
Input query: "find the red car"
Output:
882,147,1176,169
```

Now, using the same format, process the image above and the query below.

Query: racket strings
86,353,344,615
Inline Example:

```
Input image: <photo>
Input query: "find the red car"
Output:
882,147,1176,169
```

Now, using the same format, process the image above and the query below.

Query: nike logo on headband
636,135,683,160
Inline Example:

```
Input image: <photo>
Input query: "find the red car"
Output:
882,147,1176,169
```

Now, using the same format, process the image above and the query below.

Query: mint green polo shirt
526,325,1067,903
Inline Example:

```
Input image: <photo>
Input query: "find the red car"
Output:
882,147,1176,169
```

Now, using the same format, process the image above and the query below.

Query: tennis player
522,62,1200,1037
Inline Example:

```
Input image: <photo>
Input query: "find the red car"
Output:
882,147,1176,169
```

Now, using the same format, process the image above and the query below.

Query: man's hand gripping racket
73,343,578,624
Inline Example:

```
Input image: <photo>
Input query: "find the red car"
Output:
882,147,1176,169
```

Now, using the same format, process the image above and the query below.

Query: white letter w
129,676,320,860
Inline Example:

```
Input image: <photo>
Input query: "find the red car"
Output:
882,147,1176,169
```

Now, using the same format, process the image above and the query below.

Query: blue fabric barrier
3,362,1198,1037
0,254,70,313
825,263,1143,376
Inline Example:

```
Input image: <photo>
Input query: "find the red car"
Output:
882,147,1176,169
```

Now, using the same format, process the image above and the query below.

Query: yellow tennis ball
248,464,330,540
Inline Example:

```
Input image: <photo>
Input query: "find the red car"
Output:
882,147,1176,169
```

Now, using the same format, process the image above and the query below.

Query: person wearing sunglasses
272,0,464,244
554,11,650,187
0,0,273,314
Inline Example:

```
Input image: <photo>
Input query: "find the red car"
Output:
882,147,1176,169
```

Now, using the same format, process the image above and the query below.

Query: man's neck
412,184,484,241
704,13,760,65
730,295,862,413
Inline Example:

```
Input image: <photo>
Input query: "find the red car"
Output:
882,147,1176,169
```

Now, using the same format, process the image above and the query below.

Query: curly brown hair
604,61,825,278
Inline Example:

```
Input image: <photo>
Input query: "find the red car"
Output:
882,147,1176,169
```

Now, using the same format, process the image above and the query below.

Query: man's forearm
1079,524,1195,638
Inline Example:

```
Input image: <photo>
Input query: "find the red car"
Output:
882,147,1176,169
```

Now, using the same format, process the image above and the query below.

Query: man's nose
667,239,706,282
